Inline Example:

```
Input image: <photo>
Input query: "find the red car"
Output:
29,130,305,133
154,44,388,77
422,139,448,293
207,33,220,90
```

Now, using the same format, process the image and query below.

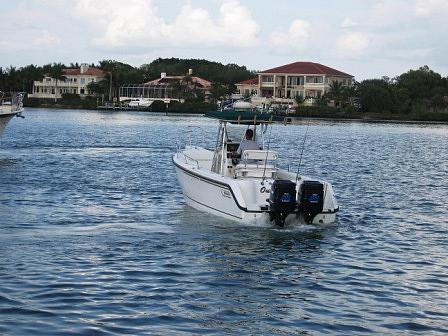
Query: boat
173,110,339,227
0,92,24,138
127,98,154,108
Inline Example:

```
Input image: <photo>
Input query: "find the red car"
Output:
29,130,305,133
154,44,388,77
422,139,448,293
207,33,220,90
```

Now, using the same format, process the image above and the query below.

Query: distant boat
0,92,24,138
127,98,153,108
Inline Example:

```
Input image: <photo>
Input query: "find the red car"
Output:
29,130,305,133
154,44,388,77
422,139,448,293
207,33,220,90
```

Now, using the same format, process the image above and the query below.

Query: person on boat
235,129,260,162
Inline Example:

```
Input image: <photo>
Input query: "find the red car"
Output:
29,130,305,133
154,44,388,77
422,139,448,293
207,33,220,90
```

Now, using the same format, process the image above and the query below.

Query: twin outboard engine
268,179,325,226
269,180,297,227
299,181,324,224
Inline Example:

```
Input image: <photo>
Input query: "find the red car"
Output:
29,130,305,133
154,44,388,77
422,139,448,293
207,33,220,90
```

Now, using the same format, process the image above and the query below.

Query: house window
261,76,274,83
306,76,323,84
80,78,85,85
74,78,77,83
287,76,304,86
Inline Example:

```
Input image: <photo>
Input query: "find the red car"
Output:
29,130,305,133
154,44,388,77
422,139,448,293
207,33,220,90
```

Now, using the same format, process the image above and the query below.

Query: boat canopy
205,110,291,125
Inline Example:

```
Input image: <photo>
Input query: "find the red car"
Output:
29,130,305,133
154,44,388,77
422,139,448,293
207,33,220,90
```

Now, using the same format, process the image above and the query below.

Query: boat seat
242,150,278,162
234,163,277,178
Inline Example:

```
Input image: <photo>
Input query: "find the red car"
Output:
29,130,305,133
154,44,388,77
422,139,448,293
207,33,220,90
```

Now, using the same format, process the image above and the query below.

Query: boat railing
179,152,200,168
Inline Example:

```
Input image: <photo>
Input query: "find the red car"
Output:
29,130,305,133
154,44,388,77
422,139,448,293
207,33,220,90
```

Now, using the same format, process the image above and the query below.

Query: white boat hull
0,113,16,138
173,149,338,226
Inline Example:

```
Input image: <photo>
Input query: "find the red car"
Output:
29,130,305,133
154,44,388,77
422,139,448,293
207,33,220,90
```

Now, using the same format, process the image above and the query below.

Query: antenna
261,118,274,184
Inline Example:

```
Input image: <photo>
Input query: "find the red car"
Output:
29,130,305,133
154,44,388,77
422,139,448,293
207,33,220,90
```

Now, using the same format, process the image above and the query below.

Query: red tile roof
63,68,106,77
236,77,259,85
260,62,352,77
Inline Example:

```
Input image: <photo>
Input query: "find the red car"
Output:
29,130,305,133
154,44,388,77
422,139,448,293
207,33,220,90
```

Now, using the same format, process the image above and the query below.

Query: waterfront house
29,64,106,100
236,61,353,106
119,69,212,103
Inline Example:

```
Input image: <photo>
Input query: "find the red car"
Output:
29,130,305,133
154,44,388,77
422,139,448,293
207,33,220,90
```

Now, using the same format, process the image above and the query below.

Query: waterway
0,108,447,335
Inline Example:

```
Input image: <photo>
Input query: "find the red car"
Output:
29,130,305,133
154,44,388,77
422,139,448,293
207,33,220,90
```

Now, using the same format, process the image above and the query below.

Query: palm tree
294,94,304,106
47,63,66,102
327,80,344,107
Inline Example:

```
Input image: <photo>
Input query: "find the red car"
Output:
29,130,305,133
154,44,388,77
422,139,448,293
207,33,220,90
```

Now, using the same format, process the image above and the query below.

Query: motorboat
173,110,339,227
127,98,153,108
0,92,24,138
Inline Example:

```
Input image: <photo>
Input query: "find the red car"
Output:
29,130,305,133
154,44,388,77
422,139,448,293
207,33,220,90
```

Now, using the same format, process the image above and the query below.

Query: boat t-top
0,91,24,138
173,110,339,227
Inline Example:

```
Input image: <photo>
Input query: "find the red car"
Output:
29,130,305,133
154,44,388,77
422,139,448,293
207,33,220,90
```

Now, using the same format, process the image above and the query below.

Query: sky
0,0,447,80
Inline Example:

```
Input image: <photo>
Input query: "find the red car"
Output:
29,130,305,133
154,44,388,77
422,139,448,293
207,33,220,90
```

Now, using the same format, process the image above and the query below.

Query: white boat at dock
0,92,24,138
173,110,339,227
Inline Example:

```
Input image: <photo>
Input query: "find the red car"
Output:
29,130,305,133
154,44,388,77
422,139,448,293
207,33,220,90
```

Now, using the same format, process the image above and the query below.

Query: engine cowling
299,181,324,223
268,180,297,227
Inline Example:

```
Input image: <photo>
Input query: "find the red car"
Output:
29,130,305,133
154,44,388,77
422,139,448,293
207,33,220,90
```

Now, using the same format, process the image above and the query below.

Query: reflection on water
0,109,447,335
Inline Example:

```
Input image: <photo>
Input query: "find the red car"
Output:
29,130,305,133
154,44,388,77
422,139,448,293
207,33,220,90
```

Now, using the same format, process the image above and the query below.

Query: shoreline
22,106,448,125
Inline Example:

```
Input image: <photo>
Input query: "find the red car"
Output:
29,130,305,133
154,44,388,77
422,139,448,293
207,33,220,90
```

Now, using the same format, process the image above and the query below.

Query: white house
29,64,106,99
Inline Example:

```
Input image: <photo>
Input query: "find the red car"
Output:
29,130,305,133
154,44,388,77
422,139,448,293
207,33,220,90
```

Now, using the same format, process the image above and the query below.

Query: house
236,61,353,106
235,78,259,97
29,64,106,99
119,69,212,103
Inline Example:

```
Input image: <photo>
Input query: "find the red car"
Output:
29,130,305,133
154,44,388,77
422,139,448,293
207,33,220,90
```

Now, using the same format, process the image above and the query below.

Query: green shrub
151,100,166,112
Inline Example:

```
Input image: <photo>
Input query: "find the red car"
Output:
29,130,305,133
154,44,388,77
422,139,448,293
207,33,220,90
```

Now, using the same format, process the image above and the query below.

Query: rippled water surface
1,109,447,335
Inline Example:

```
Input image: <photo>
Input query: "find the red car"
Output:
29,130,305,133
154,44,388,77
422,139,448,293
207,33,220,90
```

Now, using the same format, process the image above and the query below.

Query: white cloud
73,0,260,50
369,1,413,26
336,32,369,58
415,0,448,17
31,30,61,47
269,19,310,51
341,18,357,29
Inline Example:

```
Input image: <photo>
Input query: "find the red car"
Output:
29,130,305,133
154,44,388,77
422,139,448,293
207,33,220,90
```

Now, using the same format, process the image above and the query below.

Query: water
0,108,447,335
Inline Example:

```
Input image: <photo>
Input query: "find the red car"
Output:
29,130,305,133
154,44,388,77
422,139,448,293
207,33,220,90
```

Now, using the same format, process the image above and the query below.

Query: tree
357,79,394,113
45,63,67,102
99,60,144,101
327,80,344,107
294,94,304,106
209,82,227,103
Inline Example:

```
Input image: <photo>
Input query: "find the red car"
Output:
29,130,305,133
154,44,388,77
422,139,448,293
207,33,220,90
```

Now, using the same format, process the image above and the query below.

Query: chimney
188,68,193,75
80,63,89,74
161,72,166,78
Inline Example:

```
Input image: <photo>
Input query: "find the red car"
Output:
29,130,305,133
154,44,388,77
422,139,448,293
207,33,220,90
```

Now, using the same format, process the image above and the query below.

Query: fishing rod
295,117,311,183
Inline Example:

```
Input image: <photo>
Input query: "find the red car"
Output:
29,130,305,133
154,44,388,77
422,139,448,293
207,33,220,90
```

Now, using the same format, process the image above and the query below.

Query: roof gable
63,68,106,77
260,62,352,77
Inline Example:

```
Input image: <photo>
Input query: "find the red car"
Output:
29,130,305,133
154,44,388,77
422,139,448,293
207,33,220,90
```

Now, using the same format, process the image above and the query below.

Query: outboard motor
269,180,297,227
299,181,324,224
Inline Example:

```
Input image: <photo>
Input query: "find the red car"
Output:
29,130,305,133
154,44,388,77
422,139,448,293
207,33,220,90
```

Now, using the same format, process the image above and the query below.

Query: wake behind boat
173,110,339,227
0,92,24,138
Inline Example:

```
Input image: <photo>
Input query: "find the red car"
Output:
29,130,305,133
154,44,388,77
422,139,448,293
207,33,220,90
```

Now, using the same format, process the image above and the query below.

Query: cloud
31,30,61,47
369,1,413,26
73,0,260,50
269,19,310,52
341,18,357,29
415,0,448,17
336,32,369,58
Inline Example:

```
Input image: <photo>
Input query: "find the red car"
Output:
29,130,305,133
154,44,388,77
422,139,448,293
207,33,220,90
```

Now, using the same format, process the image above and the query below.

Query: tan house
29,64,106,99
235,77,259,97
236,61,353,105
